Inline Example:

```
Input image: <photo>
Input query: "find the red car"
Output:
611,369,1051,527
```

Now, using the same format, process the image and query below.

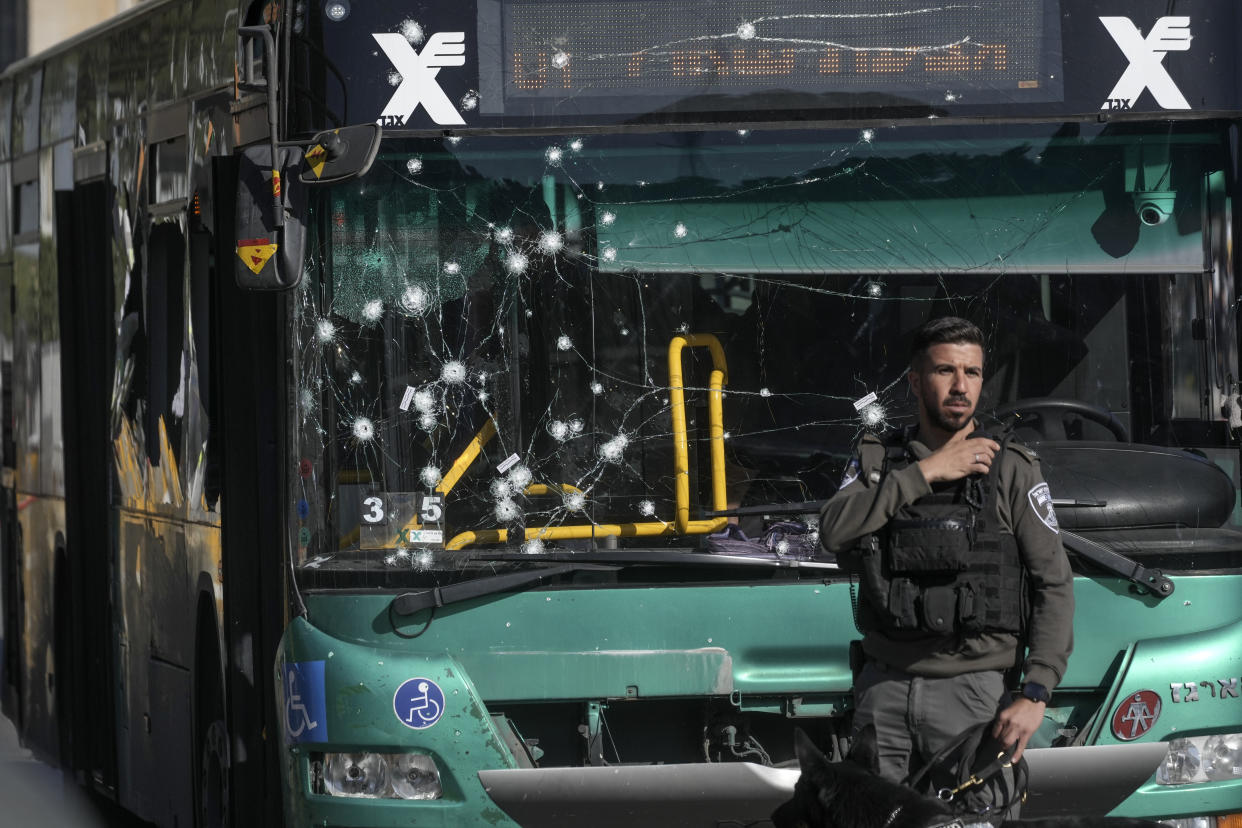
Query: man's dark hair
909,317,984,369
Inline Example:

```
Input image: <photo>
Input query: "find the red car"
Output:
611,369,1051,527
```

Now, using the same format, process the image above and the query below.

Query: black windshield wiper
391,548,840,616
391,562,619,616
704,500,826,518
474,548,838,570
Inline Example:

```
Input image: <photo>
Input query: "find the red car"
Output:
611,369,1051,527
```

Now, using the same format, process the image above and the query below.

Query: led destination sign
483,0,1062,112
298,0,1242,132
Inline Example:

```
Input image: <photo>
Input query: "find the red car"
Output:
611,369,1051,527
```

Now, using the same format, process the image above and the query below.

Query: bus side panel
109,198,198,826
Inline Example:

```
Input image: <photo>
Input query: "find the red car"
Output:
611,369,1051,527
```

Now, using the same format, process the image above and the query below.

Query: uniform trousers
852,660,1021,819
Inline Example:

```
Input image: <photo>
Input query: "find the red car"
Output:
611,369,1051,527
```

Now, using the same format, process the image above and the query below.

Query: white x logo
374,32,467,126
1099,17,1192,110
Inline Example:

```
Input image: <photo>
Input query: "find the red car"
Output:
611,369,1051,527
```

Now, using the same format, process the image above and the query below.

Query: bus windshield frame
288,122,1240,583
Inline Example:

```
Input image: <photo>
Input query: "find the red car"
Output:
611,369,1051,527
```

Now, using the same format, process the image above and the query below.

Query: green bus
2,0,1241,826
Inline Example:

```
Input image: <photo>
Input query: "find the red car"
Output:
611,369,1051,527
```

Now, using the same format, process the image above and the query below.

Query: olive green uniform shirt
820,428,1074,690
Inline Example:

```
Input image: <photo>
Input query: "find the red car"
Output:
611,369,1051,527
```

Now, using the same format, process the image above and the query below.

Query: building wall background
1,0,141,69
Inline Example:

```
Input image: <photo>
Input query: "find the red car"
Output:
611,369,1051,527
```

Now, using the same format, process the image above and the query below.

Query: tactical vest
852,427,1026,636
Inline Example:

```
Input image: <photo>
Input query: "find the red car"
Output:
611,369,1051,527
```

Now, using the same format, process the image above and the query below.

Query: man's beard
924,395,975,433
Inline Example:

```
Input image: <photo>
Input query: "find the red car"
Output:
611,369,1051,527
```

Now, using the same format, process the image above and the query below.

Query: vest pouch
887,578,921,629
888,519,971,573
920,585,957,634
956,579,981,632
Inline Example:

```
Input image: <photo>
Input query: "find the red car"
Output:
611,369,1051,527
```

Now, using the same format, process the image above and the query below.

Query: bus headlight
1203,733,1242,780
1159,819,1217,828
324,752,389,797
313,752,443,800
1157,734,1242,785
388,753,443,800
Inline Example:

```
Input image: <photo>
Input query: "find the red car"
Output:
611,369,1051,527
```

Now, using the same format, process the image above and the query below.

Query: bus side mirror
233,124,381,291
299,124,382,185
234,144,307,290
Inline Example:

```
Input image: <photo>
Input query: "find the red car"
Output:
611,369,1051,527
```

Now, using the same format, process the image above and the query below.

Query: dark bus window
77,42,109,148
40,52,76,145
0,80,10,160
13,69,41,157
0,165,9,259
15,181,36,236
146,221,186,469
12,243,39,489
0,264,13,469
151,136,189,204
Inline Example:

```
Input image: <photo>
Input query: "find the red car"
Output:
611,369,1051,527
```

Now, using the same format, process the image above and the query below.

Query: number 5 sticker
419,494,444,523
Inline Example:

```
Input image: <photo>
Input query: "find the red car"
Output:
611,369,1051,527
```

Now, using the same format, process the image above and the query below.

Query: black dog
771,729,1164,828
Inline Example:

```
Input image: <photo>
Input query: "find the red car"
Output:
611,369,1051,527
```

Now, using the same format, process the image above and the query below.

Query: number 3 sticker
362,495,385,524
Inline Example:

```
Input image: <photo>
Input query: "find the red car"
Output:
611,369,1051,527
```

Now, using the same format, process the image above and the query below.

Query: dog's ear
774,730,833,828
793,728,830,774
846,724,880,774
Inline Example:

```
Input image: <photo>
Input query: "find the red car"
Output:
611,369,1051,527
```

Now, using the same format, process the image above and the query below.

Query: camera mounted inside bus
1125,140,1178,228
1135,191,1176,226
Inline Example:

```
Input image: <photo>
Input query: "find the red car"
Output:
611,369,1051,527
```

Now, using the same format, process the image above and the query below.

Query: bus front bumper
477,742,1169,828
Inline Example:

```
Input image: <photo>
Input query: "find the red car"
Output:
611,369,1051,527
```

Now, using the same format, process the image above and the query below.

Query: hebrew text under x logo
374,32,467,126
1099,17,1191,110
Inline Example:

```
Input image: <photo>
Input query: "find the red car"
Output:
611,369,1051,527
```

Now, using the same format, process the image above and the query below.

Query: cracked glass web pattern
289,123,1231,577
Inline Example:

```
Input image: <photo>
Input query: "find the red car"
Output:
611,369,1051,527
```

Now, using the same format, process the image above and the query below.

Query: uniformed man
820,316,1074,814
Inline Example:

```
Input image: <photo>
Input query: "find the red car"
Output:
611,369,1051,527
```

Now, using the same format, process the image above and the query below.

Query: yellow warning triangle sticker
237,237,278,275
305,144,328,179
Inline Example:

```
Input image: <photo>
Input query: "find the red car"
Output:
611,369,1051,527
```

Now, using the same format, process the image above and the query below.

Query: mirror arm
239,25,284,229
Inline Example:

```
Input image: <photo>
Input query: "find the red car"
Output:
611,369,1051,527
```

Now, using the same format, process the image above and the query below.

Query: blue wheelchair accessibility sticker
393,677,446,729
283,660,328,743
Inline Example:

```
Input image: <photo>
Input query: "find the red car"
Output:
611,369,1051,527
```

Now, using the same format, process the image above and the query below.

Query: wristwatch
1021,682,1051,704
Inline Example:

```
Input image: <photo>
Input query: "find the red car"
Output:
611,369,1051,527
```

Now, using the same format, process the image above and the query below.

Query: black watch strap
1022,681,1051,704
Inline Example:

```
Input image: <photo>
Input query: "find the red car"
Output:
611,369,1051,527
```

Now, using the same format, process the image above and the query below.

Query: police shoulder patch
1027,482,1059,534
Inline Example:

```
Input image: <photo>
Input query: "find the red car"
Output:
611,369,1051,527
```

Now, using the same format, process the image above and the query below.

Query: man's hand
917,437,1000,484
992,697,1045,763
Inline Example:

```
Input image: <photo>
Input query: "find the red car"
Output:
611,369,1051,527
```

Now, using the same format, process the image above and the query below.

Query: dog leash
904,722,1029,817
935,748,1015,802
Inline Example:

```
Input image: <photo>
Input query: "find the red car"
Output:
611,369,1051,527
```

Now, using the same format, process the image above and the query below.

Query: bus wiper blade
473,549,838,569
1061,530,1174,600
704,500,826,518
390,563,618,616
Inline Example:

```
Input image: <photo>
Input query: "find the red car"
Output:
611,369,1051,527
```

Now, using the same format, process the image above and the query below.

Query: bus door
54,141,118,793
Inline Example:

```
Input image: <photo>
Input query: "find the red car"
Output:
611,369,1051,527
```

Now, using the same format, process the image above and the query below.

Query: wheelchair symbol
394,677,446,729
285,669,319,739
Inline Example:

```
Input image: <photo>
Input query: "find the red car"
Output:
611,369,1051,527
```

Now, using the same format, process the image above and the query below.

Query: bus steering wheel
991,397,1130,442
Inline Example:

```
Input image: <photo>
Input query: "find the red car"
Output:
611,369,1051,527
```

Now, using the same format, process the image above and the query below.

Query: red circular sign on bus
1111,690,1162,741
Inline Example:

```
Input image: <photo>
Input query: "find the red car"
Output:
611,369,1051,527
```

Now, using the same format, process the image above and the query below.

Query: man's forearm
820,463,932,552
1021,583,1075,689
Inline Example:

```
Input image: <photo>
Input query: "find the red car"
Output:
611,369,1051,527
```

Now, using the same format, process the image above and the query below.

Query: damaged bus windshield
290,123,1237,578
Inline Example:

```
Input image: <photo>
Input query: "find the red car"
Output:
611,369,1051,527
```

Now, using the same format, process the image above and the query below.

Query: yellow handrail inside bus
445,333,730,550
446,522,679,550
667,334,729,534
523,483,585,497
385,418,499,540
437,418,497,497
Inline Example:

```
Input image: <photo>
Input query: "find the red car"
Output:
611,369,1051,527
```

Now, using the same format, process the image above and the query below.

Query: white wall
27,0,139,55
